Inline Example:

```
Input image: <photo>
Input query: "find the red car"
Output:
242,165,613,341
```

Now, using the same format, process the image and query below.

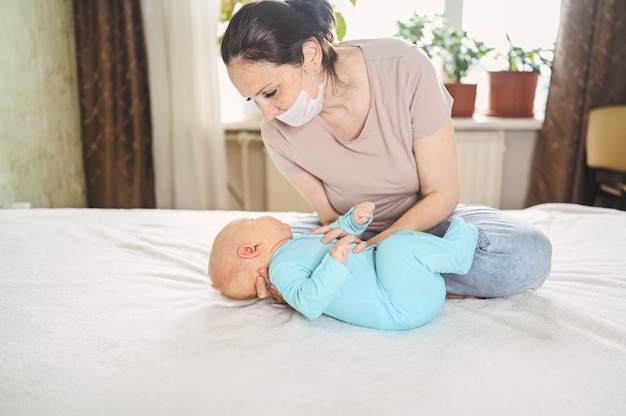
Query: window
219,0,561,121
337,0,445,40
461,0,561,115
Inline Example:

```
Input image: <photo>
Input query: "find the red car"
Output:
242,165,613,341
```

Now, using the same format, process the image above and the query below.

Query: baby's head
208,215,293,300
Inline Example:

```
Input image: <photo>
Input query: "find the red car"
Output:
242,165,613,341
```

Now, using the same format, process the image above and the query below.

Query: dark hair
221,0,339,81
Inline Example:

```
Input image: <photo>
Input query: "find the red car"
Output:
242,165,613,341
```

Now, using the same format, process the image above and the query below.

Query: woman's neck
324,46,363,102
319,46,370,141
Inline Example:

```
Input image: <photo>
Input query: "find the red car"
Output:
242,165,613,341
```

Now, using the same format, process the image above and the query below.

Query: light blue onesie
269,207,479,330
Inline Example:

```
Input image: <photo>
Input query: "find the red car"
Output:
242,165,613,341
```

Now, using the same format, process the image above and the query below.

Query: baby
208,202,478,330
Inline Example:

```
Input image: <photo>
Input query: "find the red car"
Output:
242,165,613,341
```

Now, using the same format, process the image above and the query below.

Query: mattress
1,203,625,415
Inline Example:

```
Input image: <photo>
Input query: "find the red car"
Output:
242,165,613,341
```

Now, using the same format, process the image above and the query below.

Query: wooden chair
586,105,626,210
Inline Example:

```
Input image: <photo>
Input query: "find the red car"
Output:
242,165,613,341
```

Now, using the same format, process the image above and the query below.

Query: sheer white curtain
140,0,228,209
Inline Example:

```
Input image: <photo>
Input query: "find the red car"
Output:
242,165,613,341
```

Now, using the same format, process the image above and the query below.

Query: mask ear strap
302,63,321,89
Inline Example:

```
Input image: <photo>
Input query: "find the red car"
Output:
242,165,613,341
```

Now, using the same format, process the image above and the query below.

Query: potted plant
486,34,552,118
396,13,492,117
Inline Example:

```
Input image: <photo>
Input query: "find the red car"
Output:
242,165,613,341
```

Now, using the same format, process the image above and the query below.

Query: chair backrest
586,105,626,173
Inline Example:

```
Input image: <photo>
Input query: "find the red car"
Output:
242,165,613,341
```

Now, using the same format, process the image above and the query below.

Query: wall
0,0,85,208
501,130,539,209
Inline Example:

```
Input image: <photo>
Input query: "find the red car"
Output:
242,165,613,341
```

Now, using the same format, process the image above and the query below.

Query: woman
220,0,552,299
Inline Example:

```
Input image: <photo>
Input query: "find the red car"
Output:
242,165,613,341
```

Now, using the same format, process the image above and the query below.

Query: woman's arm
286,170,342,225
366,120,459,245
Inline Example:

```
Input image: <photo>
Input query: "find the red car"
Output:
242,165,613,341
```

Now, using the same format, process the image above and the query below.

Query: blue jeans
422,205,552,298
291,204,552,298
365,205,552,298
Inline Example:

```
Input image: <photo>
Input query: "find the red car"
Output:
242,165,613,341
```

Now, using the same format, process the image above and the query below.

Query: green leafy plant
220,0,253,24
220,0,356,42
396,13,492,83
332,0,357,41
502,33,552,72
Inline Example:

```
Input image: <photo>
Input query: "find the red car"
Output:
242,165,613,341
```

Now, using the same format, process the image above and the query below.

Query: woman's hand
255,268,285,303
312,226,368,253
310,224,344,244
309,224,332,238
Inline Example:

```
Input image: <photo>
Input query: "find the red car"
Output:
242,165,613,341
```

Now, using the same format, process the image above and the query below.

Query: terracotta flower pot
487,71,538,118
444,83,477,118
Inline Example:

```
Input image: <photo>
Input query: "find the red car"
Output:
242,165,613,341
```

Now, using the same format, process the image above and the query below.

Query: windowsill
223,114,544,132
223,116,264,131
452,115,543,131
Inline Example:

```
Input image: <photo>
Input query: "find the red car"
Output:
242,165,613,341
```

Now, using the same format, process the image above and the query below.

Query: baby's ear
237,243,262,258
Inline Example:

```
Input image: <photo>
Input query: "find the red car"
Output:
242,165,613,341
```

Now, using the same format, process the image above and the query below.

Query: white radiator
230,129,506,211
456,131,505,208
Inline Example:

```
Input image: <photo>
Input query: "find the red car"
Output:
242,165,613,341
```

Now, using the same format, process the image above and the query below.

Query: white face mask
275,67,323,127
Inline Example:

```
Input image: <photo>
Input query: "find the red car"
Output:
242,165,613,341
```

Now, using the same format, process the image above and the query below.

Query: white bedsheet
1,204,625,415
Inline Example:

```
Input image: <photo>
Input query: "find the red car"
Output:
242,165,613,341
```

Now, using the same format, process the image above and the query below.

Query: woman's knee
486,225,552,295
519,227,552,289
445,222,552,297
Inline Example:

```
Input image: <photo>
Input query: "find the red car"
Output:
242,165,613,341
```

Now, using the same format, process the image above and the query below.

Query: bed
1,203,625,415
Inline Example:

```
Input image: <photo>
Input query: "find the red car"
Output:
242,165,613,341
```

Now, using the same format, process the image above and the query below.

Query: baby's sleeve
328,205,372,235
271,253,352,320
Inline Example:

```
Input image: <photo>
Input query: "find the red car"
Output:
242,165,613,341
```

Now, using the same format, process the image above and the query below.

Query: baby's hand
329,234,364,264
328,235,352,265
353,201,375,226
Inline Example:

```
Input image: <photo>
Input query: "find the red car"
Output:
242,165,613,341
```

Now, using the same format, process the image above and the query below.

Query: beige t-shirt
262,37,453,231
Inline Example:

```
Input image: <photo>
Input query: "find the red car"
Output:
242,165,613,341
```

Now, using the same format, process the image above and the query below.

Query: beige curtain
140,0,228,210
527,0,626,206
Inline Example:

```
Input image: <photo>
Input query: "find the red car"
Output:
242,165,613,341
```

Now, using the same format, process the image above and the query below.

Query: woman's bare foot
446,293,479,299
